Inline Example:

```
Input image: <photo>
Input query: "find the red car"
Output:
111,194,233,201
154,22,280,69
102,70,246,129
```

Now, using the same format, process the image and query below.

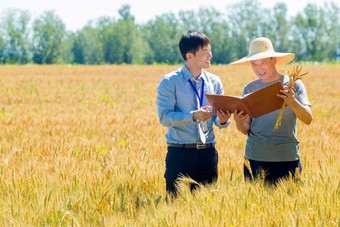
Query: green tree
291,4,324,61
229,32,248,62
97,5,148,64
178,10,199,30
60,31,75,64
143,13,182,64
0,1,339,64
0,33,5,63
227,0,263,44
139,25,155,64
195,7,232,64
265,3,290,53
117,5,147,64
0,9,31,64
322,2,340,61
31,11,66,64
97,16,124,64
226,0,264,61
72,22,104,64
71,32,85,64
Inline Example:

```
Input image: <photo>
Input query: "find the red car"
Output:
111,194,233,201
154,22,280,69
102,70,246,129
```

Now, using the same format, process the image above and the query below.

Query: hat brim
230,52,295,65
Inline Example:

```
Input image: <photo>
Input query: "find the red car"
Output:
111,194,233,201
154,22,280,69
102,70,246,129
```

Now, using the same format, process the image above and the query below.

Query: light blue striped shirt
157,64,230,144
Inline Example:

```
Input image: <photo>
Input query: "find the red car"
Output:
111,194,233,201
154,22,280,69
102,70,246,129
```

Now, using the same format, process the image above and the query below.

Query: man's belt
167,143,215,150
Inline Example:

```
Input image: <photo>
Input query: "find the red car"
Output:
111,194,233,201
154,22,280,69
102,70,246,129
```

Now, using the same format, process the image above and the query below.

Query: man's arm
278,86,313,125
157,78,215,127
157,80,193,127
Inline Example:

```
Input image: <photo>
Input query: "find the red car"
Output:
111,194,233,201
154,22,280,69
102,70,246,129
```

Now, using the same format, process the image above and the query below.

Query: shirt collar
181,64,205,81
260,75,286,85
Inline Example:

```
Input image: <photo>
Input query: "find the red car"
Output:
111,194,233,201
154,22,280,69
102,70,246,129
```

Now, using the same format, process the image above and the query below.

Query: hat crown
230,36,294,65
249,37,274,55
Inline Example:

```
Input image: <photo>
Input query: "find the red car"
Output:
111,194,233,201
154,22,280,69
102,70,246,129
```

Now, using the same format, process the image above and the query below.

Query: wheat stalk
244,159,254,182
273,63,308,131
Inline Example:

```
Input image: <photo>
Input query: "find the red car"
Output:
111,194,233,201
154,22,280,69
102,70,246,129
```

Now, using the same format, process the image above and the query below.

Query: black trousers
244,159,302,184
164,146,218,196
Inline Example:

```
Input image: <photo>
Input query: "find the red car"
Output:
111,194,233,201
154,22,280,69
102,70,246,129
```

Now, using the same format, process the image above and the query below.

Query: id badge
201,121,208,132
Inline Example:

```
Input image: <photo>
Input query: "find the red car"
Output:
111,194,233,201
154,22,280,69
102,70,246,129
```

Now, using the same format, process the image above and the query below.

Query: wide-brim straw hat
230,37,295,65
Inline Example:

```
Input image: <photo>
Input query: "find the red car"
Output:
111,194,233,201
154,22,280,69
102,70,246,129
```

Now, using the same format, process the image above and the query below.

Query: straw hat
230,37,295,65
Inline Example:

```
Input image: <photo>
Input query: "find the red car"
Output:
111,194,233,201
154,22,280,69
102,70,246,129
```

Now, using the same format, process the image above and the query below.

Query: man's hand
233,110,250,135
233,110,249,124
192,106,214,121
216,109,231,124
277,86,296,106
277,86,313,125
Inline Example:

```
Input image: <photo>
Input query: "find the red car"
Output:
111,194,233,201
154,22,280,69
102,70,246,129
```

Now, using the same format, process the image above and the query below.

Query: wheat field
0,64,339,226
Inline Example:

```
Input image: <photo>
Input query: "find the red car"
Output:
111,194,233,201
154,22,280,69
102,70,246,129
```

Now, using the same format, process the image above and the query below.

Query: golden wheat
0,64,339,226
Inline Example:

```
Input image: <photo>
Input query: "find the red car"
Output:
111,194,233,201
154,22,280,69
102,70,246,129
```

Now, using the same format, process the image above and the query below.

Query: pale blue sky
0,0,337,31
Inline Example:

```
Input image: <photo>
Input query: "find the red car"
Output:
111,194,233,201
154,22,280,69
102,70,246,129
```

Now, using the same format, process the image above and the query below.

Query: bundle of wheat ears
273,63,309,131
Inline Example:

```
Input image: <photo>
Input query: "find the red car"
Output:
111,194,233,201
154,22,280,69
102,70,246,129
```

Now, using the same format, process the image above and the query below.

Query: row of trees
0,0,339,65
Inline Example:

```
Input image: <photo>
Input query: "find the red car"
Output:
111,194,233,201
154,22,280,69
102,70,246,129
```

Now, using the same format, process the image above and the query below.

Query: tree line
0,0,339,65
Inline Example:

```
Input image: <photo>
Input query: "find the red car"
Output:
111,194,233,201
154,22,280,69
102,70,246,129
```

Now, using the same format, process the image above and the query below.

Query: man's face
190,44,213,69
251,57,277,82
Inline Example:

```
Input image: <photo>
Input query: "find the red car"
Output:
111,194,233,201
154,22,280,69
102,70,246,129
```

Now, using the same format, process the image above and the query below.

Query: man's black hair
179,30,210,61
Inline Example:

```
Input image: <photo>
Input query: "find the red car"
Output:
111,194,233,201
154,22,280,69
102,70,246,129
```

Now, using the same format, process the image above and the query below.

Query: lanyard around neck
188,78,204,107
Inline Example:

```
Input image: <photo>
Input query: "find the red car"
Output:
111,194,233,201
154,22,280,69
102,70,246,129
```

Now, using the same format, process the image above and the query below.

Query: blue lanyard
188,78,204,107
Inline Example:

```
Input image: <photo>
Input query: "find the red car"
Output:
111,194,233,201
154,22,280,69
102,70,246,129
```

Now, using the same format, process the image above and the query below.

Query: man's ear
186,52,193,61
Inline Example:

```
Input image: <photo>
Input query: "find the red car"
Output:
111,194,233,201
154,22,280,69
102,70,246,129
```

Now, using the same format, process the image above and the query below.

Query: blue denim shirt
157,64,230,144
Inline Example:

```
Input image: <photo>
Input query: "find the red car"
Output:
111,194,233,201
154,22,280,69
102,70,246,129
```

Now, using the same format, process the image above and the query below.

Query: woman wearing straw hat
231,37,313,184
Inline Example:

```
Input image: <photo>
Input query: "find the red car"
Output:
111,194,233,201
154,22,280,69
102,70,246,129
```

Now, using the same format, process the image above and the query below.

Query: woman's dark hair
179,30,210,61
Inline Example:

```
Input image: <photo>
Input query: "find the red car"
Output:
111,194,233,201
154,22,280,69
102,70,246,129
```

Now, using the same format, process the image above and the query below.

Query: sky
0,0,337,32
